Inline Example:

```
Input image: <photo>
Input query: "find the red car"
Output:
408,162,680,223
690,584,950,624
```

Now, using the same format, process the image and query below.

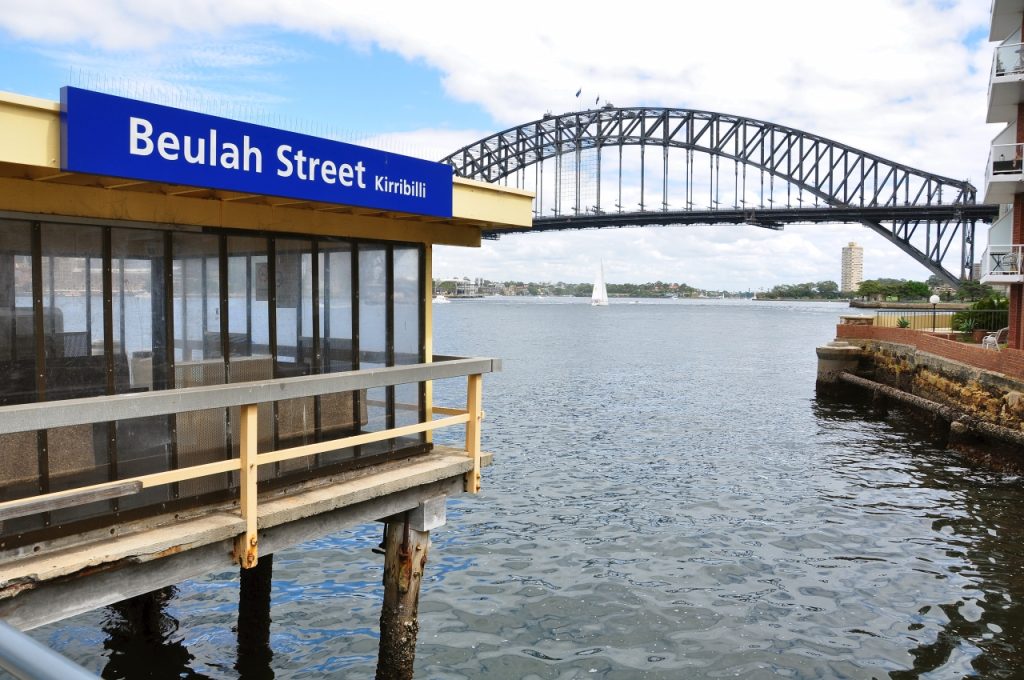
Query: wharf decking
0,446,491,630
0,357,495,631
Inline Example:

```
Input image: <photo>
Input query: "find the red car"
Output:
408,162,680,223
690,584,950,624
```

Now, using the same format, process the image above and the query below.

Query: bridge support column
375,497,446,680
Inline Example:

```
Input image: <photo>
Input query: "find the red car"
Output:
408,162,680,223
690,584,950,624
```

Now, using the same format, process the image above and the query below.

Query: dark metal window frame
0,215,427,546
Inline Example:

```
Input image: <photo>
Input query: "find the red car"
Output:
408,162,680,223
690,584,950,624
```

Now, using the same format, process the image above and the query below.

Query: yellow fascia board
0,177,483,247
453,177,534,230
0,91,60,169
0,90,535,242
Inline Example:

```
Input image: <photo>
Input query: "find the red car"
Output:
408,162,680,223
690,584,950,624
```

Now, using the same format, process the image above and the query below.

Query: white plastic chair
982,327,1009,350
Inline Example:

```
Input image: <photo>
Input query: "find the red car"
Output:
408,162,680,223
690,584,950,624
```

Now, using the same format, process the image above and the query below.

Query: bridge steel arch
441,107,992,286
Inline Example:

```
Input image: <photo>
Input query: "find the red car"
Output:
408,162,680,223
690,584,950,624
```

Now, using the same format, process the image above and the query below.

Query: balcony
987,41,1024,123
981,244,1024,283
984,142,1024,204
991,0,1024,42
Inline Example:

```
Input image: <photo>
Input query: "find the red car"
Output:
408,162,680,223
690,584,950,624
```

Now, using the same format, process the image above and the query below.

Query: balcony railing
0,356,495,564
981,244,1024,282
989,142,1024,176
985,142,1024,203
994,41,1024,77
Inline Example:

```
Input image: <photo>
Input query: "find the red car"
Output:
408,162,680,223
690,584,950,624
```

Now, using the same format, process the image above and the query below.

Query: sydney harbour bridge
441,107,998,286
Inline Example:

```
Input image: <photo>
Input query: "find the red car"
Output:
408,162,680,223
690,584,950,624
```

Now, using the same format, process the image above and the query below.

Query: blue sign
60,87,453,218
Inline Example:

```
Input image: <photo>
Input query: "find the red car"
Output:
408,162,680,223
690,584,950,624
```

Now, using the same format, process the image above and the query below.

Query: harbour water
32,298,1024,678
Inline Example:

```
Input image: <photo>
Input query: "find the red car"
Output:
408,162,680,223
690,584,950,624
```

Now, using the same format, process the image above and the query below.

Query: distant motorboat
433,294,450,304
591,261,609,307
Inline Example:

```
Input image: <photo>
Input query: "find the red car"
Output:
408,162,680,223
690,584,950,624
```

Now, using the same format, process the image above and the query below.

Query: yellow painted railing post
235,403,259,569
464,374,483,493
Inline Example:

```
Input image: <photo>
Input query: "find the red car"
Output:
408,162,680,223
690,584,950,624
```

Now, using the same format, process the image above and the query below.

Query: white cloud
0,0,999,288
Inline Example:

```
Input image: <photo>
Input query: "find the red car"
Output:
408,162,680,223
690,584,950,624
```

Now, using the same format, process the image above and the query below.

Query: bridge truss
441,107,998,285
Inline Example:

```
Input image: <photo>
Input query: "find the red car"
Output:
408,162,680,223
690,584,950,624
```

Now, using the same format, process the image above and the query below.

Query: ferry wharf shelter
0,86,531,669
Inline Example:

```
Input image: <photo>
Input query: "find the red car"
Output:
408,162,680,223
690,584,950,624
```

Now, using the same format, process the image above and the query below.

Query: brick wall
1011,158,1024,350
835,325,1024,380
1012,289,1024,350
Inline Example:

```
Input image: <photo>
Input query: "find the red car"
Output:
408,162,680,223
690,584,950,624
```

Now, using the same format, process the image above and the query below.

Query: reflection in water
236,555,275,680
102,587,210,679
814,393,1024,677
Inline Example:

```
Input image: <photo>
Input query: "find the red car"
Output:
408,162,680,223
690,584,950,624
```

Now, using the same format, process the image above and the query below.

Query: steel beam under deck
484,204,1000,236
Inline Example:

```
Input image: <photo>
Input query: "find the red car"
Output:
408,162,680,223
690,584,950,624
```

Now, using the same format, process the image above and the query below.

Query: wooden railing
0,356,497,567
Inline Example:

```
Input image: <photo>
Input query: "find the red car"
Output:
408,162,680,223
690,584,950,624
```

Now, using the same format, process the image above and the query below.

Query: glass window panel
274,239,314,374
40,223,110,525
226,238,273,480
0,221,39,522
321,243,354,374
358,246,389,457
173,233,230,497
393,247,423,435
359,245,388,370
275,240,315,474
316,242,358,466
41,223,105,392
173,235,220,364
112,229,167,388
0,221,34,403
393,246,421,365
47,422,112,525
113,229,172,509
228,237,270,360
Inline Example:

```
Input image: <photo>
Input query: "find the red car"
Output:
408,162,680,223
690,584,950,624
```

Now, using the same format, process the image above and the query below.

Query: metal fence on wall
873,309,1009,332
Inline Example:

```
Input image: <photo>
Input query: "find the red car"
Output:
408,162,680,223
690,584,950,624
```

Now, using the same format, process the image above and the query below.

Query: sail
591,261,609,306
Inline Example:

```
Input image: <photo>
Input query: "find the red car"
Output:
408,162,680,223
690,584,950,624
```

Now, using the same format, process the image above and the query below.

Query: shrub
952,295,1008,332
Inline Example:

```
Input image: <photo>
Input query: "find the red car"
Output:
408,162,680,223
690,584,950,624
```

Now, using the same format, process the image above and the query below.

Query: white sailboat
591,261,609,306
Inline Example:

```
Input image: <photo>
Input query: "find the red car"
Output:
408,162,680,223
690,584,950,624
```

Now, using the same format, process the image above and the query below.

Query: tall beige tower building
841,242,863,293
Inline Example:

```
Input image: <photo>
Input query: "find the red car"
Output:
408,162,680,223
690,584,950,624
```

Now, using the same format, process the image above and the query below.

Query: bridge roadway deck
484,204,1001,236
0,446,492,631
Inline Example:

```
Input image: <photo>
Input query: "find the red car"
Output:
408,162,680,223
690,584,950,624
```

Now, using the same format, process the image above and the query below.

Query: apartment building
841,242,864,293
984,2,1024,348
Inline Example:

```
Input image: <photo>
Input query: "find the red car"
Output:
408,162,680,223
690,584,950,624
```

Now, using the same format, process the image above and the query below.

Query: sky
0,0,1000,290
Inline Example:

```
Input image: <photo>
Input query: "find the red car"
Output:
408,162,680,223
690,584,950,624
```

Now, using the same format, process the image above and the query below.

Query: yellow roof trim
453,176,533,229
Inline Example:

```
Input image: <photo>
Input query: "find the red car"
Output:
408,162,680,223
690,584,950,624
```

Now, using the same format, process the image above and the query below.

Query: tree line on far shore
437,276,999,301
757,276,997,302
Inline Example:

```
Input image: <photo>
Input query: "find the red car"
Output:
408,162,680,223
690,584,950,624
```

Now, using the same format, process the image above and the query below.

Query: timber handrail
0,357,494,567
0,356,499,435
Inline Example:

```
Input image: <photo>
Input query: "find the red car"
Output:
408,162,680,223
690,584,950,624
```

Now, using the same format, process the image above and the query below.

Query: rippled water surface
35,298,1024,679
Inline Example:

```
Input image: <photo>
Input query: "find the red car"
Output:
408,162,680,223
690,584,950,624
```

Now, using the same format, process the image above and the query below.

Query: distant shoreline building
841,242,864,293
